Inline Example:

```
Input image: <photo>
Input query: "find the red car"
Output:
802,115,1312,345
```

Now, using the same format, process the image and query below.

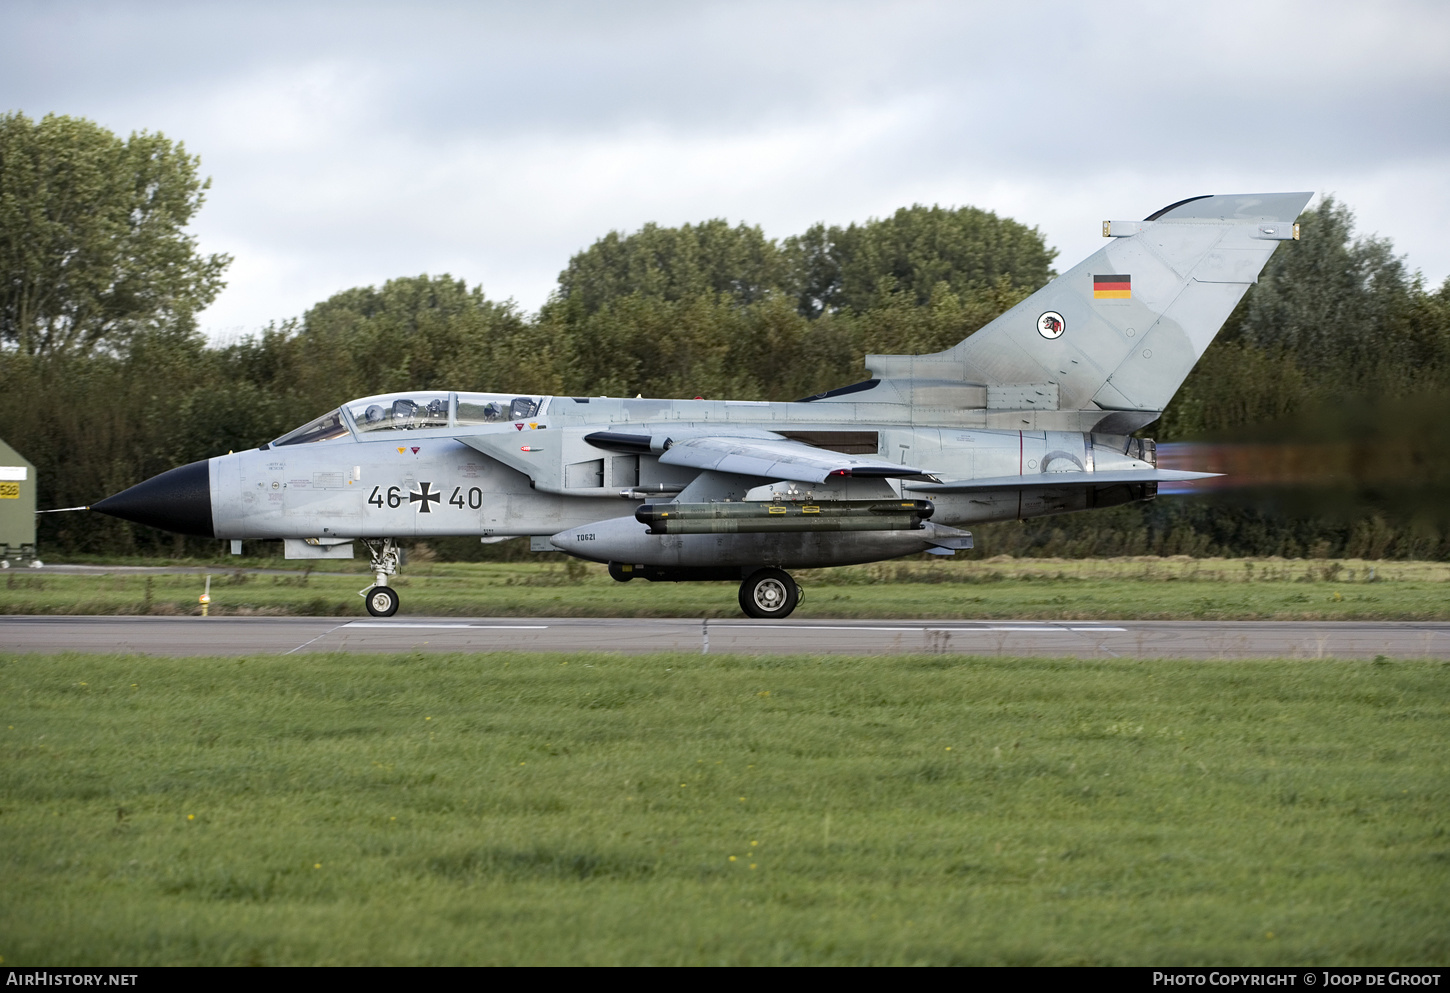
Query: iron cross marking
409,481,441,513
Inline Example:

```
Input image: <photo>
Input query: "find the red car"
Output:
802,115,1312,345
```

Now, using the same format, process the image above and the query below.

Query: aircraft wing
658,436,927,484
906,469,1218,492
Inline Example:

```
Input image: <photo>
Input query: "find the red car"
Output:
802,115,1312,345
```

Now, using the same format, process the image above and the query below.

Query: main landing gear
360,538,401,617
739,567,800,619
605,562,806,620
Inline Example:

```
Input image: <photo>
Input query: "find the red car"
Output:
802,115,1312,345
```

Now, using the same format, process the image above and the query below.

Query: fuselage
195,390,1157,545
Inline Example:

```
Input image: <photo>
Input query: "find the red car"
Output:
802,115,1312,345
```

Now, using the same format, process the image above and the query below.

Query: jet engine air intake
636,500,934,535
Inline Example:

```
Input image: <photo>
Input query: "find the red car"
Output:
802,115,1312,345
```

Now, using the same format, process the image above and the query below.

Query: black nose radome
93,459,215,538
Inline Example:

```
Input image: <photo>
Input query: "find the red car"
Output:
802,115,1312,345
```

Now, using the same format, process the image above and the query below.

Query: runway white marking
343,623,550,630
283,622,349,655
715,625,922,632
707,624,1128,633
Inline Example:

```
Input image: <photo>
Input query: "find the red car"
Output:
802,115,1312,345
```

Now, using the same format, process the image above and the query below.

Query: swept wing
656,435,928,484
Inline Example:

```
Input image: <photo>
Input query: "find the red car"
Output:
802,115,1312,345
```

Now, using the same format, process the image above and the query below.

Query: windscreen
271,409,350,447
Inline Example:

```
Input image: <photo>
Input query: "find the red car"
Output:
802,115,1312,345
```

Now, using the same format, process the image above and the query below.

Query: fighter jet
93,193,1309,618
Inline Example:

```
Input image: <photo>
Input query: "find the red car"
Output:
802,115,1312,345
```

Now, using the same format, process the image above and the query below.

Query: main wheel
608,561,635,582
365,585,400,617
739,568,799,619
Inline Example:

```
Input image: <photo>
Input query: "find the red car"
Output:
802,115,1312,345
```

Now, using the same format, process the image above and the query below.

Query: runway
4,615,1449,659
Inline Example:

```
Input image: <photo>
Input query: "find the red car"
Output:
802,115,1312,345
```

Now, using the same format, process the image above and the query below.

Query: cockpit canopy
350,392,452,434
269,391,546,447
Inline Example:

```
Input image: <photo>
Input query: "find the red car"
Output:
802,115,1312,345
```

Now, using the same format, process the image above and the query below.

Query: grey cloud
14,2,1446,142
3,0,1448,333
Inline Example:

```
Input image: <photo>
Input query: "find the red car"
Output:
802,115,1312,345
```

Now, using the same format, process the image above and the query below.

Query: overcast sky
6,0,1449,341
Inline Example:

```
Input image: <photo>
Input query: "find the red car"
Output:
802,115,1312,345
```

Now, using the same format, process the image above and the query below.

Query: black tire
608,561,635,583
365,585,400,617
739,568,798,619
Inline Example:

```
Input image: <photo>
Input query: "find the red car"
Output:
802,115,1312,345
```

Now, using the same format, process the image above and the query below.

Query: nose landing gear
360,538,402,617
365,585,400,617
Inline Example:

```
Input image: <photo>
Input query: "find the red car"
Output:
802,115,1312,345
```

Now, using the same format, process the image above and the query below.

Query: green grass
5,556,1450,620
1,650,1446,965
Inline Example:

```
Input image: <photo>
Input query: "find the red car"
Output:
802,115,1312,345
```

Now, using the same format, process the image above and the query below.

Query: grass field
5,556,1450,620
1,649,1446,965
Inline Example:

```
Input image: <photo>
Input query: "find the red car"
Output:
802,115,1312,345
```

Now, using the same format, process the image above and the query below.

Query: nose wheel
739,568,799,619
359,538,403,616
365,586,400,617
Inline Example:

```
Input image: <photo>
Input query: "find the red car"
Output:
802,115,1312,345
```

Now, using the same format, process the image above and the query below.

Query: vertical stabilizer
865,192,1313,414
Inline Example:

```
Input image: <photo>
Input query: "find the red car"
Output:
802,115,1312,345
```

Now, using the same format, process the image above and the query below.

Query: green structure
0,437,40,568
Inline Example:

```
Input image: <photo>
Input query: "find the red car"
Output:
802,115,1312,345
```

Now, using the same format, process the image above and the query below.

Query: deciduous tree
783,204,1056,317
0,112,230,356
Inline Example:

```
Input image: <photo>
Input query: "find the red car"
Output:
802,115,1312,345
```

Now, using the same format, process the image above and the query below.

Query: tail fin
865,192,1313,418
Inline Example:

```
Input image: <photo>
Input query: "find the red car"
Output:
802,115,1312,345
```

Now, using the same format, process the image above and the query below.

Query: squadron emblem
1037,311,1065,339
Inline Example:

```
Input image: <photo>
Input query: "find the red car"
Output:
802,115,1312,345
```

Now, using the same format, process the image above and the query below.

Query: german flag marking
1094,274,1131,299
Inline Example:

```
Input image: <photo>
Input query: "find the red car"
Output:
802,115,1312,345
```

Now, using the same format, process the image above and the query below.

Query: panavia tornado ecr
93,193,1310,618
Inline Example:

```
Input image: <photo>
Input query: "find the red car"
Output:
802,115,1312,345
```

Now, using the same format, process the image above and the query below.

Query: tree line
4,112,1450,559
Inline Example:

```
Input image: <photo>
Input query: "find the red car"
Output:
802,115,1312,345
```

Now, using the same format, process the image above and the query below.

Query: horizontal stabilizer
906,469,1218,493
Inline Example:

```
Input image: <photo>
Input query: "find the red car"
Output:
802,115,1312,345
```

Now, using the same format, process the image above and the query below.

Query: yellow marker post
199,575,211,617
